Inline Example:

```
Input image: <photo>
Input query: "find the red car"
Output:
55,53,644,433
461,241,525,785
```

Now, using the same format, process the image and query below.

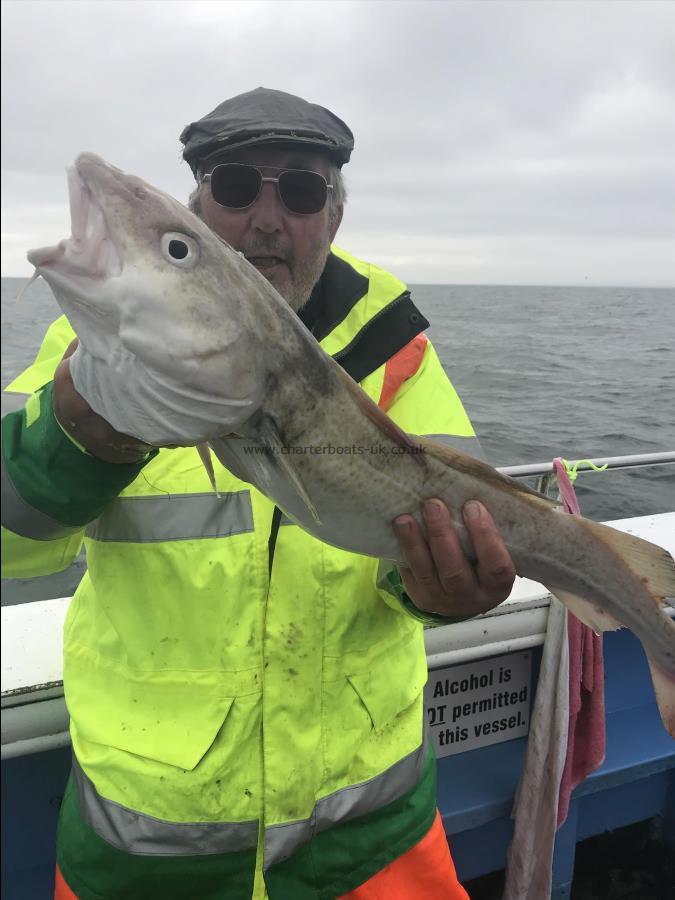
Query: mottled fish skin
27,153,675,736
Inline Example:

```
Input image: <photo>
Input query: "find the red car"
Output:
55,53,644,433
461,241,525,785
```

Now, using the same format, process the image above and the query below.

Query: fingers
53,353,91,423
62,337,79,359
394,500,480,616
392,499,516,618
462,501,516,601
394,512,442,599
424,499,481,601
52,350,151,464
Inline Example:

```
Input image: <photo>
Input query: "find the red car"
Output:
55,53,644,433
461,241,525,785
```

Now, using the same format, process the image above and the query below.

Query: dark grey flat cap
180,87,354,178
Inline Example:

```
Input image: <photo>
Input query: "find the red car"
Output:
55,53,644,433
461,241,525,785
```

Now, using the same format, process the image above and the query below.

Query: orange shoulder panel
377,333,428,412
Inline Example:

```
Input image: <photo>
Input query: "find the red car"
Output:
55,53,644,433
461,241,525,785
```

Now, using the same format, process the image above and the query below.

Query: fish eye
161,232,199,268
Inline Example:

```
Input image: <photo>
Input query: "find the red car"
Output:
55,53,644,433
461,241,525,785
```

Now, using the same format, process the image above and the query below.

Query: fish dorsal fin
646,657,675,739
259,415,321,525
197,442,220,497
334,365,426,466
550,587,623,635
418,435,556,506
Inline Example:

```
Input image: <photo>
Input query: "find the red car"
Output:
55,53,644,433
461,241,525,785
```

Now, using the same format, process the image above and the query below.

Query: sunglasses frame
202,163,334,216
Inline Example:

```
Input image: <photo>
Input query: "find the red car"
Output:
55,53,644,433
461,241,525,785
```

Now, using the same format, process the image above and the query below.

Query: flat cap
180,87,354,177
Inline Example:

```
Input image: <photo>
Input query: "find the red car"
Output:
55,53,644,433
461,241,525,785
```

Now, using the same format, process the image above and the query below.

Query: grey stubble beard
242,234,331,314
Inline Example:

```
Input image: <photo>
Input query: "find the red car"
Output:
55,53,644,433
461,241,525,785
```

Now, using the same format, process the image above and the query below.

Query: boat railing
497,450,675,497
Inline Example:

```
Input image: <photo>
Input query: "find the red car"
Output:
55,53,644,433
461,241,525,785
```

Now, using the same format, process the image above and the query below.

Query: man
2,88,516,899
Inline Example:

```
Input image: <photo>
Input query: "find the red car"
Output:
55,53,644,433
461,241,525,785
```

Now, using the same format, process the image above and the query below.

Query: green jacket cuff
384,566,475,627
2,381,156,527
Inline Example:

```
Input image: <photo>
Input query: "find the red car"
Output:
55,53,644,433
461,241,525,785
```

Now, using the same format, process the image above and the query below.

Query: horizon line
3,274,673,291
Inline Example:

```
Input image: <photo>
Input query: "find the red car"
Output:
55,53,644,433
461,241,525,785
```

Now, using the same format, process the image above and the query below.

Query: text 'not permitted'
424,651,532,758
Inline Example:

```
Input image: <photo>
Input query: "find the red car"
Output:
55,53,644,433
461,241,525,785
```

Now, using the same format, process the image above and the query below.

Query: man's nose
249,181,285,233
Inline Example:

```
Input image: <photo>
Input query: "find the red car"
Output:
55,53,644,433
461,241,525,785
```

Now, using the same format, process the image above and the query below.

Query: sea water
2,277,674,520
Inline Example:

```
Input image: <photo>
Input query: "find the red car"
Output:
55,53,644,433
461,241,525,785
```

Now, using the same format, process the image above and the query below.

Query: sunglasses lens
210,164,262,208
279,170,328,214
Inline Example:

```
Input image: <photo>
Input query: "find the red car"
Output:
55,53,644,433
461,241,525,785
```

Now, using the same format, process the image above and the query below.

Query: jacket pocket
321,629,427,787
65,644,258,770
346,635,428,732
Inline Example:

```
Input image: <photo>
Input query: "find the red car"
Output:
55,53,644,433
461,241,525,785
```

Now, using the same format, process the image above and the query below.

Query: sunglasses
202,163,334,216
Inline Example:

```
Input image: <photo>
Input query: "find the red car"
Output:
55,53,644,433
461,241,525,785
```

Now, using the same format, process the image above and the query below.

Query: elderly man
2,88,515,899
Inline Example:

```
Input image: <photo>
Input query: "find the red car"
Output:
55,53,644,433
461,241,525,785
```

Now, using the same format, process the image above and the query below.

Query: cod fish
26,153,675,736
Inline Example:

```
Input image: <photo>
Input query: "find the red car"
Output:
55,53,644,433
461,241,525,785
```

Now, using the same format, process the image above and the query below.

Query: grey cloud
2,0,674,284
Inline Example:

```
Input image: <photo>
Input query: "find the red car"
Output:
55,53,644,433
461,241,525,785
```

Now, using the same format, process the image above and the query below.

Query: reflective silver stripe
85,491,253,543
423,433,485,460
2,392,31,416
2,550,86,607
72,757,258,856
1,448,83,541
265,729,430,867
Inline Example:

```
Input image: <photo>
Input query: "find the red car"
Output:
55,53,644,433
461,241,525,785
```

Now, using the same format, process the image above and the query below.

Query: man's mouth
246,256,286,271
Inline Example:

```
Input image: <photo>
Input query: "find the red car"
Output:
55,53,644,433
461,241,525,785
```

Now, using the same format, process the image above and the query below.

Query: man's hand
53,340,152,464
393,499,516,618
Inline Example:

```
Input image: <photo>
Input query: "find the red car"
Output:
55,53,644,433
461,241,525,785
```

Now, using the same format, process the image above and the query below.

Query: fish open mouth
27,160,122,283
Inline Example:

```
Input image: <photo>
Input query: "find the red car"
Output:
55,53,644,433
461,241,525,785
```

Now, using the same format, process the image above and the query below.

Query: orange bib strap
338,809,469,900
378,334,428,412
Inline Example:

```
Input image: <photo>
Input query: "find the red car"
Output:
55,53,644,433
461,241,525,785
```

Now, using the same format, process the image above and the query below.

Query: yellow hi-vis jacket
2,247,482,900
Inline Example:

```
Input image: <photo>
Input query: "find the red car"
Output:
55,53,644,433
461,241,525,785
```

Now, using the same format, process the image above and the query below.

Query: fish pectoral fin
259,416,321,525
549,587,623,635
197,442,221,497
646,657,675,739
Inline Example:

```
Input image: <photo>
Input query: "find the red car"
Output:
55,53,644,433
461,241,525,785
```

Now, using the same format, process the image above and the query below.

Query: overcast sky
2,0,674,286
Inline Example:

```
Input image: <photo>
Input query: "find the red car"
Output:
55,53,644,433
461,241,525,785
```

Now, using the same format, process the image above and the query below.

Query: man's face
199,145,343,311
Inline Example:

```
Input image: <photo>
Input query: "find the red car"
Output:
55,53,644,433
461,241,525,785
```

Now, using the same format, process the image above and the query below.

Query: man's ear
329,204,344,243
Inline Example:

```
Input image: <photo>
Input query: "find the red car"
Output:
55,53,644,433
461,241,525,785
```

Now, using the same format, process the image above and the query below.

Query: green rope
560,458,609,483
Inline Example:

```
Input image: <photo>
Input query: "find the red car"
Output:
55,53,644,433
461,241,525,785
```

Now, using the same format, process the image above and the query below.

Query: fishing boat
2,452,674,899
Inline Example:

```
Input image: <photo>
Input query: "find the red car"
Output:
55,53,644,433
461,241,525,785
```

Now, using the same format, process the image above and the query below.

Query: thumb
62,337,79,360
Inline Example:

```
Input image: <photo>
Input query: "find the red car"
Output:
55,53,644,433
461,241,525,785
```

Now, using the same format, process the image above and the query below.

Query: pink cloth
503,460,609,898
553,458,606,827
556,612,606,825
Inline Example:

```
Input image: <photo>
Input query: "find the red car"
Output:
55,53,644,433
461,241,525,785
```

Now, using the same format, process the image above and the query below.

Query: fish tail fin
197,442,220,497
564,518,675,739
549,588,623,634
550,586,675,739
647,657,675,739
578,517,675,601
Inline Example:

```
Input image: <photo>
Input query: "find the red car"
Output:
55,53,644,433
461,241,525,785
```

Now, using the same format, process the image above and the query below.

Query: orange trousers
339,810,469,900
54,866,77,899
56,811,468,900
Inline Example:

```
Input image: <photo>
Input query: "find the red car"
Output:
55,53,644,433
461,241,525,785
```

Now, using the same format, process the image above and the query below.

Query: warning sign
424,651,532,758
